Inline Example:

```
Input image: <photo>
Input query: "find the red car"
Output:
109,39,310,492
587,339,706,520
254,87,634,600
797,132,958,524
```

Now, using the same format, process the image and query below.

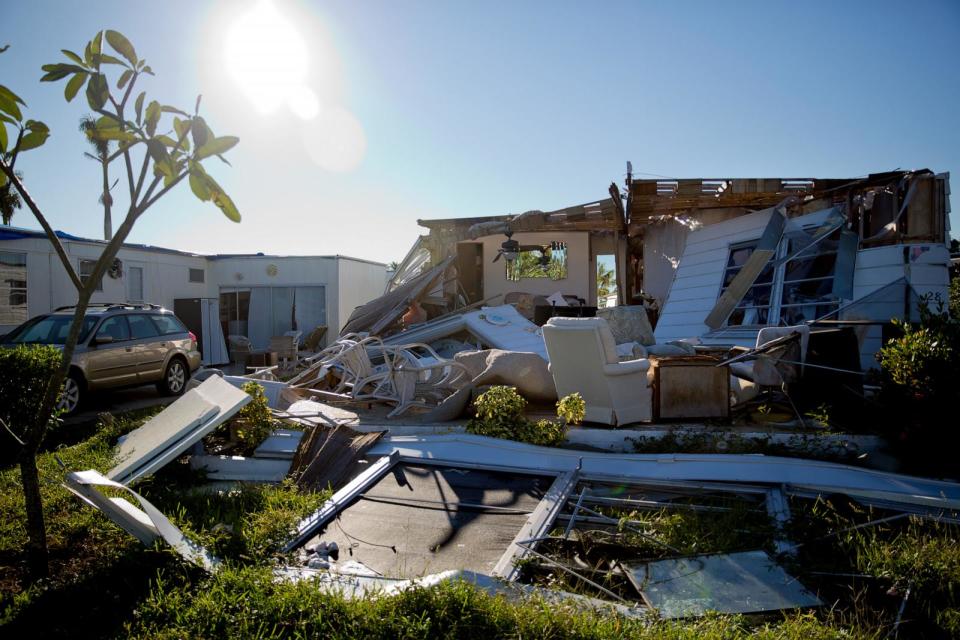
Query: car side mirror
93,335,114,346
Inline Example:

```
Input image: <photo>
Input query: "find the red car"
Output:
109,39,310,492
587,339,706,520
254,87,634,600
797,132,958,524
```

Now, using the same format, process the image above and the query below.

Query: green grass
125,566,872,640
1,414,959,638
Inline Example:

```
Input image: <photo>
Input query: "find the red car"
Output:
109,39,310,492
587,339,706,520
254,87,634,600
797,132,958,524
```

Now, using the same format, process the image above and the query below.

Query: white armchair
542,317,653,425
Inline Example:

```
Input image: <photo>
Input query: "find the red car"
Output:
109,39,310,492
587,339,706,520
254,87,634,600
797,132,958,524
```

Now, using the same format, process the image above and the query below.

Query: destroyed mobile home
59,168,958,622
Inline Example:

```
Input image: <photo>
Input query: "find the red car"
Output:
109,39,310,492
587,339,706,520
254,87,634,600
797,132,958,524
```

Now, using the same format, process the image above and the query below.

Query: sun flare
224,0,320,119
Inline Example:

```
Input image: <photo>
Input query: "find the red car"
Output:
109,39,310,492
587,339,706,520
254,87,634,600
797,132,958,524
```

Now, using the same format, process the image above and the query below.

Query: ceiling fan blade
492,252,502,263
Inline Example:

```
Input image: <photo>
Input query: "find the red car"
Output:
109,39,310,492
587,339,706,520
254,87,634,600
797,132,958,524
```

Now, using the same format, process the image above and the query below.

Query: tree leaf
173,117,190,141
87,128,136,143
83,40,93,67
0,113,16,125
64,72,87,102
146,138,172,172
134,91,145,124
104,30,137,66
0,121,7,153
96,113,121,127
141,65,154,76
40,63,86,82
0,170,6,188
160,105,188,116
212,189,241,222
18,120,50,152
0,89,22,121
154,134,178,147
190,116,211,148
25,119,49,133
61,49,85,66
145,100,161,137
117,69,133,90
85,73,109,110
0,84,25,106
191,166,240,222
91,31,102,57
163,160,184,187
189,167,211,201
196,135,239,160
92,53,125,66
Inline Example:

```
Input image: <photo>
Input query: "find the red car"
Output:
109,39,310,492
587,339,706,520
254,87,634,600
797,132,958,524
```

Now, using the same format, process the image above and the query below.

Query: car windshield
4,315,98,345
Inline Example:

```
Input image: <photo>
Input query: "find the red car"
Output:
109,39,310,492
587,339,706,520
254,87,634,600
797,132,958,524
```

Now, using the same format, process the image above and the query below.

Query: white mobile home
0,227,387,362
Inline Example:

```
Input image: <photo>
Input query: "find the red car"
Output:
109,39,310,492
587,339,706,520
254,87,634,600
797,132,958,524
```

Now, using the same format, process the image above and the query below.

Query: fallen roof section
108,376,251,485
299,463,553,578
364,434,960,513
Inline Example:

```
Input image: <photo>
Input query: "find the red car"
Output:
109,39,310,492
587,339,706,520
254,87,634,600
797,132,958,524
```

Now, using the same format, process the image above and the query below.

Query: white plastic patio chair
383,343,471,417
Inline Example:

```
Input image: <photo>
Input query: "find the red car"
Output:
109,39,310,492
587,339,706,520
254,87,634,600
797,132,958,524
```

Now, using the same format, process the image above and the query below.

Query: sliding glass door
219,286,325,350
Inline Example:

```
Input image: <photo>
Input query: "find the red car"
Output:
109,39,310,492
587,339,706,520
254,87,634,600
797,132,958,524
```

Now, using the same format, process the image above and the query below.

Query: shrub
556,392,585,425
466,386,567,447
0,345,62,464
233,382,274,453
876,292,960,475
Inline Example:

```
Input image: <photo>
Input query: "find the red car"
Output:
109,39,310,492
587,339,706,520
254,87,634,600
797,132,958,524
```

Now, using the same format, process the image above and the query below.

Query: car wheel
58,371,83,416
158,358,188,396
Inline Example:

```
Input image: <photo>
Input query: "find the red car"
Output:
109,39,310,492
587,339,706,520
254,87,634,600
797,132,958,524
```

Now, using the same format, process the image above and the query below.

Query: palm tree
597,261,616,300
79,115,114,239
0,155,23,225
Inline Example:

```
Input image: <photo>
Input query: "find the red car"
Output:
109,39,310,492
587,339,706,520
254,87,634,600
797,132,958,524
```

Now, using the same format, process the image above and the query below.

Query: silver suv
2,303,201,414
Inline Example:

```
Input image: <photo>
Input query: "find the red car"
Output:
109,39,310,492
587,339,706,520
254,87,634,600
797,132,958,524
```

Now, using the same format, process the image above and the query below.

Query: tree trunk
19,452,48,578
16,290,93,579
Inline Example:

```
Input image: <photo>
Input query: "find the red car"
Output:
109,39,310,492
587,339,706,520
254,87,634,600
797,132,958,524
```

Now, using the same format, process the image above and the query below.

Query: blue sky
2,0,958,263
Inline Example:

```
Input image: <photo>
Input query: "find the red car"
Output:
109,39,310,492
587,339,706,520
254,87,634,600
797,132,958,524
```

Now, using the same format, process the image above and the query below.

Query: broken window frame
721,225,843,328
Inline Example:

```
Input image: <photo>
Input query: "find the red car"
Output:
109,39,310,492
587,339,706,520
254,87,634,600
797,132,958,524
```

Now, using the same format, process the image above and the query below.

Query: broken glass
623,550,821,618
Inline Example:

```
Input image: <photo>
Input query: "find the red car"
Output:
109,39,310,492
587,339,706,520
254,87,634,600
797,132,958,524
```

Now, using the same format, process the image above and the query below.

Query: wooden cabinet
652,356,730,421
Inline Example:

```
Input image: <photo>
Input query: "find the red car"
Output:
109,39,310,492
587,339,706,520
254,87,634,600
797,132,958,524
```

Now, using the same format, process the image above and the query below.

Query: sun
223,0,320,119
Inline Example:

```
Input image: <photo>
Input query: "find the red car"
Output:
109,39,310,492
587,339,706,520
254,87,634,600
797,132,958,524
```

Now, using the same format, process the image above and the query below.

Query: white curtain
294,286,326,335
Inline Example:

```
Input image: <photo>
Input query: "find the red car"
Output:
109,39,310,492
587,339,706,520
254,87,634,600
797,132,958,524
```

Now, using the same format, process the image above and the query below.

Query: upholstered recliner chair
542,317,653,425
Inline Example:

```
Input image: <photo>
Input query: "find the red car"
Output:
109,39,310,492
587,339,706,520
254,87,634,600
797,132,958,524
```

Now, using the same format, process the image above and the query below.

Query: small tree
0,31,241,577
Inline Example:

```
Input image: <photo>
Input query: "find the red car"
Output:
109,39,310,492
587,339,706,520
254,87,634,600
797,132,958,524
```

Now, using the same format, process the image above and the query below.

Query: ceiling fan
492,232,565,266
